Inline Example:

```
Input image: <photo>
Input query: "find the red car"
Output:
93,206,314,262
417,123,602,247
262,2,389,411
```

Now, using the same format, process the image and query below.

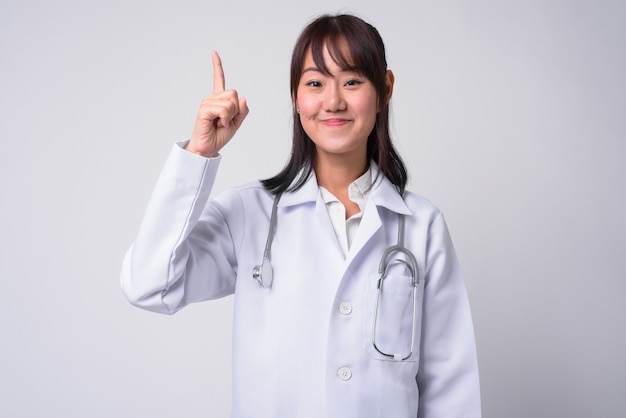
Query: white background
1,0,624,417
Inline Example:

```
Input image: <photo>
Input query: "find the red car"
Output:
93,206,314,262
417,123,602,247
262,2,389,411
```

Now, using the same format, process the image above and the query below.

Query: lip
321,118,351,127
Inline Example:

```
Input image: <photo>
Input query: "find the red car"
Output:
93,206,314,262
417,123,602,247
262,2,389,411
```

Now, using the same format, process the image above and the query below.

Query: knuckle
225,89,239,100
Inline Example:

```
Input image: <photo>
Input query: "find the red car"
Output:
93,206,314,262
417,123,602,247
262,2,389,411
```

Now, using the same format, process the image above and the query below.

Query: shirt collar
277,161,412,216
318,166,372,206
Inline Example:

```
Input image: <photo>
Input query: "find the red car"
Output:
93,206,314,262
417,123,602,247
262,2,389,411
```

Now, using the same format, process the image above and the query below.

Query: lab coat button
339,302,352,315
337,367,352,381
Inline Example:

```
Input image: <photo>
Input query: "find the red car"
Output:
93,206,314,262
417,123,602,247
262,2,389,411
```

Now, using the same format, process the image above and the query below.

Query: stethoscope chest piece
252,258,273,288
252,192,282,289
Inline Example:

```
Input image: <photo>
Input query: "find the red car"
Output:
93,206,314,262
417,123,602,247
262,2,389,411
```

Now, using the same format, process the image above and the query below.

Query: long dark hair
261,14,408,194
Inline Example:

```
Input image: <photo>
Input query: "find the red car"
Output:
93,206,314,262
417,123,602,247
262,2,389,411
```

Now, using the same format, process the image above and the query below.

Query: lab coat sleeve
120,143,239,315
417,213,481,418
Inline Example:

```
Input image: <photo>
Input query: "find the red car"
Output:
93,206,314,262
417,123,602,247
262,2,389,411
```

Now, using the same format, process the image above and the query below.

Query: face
295,44,380,163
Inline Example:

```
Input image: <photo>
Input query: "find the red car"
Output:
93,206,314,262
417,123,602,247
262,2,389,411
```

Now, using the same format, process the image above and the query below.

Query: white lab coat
121,143,481,418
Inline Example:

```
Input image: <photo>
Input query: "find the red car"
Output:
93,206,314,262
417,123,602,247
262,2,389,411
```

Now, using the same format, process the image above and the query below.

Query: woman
121,13,481,418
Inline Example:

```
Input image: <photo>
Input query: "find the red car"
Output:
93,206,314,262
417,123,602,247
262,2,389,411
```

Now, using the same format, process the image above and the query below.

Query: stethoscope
252,192,420,361
251,192,282,288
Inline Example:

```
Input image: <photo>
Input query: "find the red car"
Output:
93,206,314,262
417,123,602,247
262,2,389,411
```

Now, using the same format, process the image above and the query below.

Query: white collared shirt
319,167,372,257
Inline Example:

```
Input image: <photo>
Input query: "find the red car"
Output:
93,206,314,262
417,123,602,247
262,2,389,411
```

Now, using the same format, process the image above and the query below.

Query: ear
384,70,395,104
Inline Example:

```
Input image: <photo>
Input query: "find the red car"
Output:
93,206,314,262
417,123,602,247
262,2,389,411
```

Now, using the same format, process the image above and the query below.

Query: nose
323,83,346,112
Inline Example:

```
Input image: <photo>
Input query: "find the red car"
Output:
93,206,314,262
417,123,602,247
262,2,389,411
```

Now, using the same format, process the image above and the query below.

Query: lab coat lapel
275,167,412,278
277,170,345,262
343,200,382,268
344,173,412,268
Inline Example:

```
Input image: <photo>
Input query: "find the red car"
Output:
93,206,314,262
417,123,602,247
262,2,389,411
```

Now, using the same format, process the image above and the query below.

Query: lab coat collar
368,162,412,216
277,162,412,216
276,167,319,208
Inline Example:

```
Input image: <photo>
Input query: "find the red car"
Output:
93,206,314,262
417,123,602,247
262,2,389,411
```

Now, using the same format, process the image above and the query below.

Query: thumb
232,97,249,128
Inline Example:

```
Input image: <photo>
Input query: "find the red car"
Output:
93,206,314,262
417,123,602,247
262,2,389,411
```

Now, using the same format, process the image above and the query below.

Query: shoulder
402,189,445,224
403,190,440,212
213,180,274,211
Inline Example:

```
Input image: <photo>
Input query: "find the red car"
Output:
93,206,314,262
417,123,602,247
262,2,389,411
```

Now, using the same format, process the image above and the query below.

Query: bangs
305,19,386,82
291,14,388,100
309,36,358,75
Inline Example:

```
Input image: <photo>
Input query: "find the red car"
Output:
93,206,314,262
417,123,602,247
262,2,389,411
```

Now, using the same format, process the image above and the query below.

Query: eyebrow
301,66,359,76
302,67,322,74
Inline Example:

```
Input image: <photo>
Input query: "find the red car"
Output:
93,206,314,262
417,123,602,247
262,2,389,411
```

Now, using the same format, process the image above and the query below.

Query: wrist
185,141,218,158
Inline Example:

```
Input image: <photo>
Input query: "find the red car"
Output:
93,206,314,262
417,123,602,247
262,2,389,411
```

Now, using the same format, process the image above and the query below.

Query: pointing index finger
212,50,225,93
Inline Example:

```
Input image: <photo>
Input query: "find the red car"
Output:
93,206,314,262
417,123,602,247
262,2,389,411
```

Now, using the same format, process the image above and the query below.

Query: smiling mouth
321,118,351,127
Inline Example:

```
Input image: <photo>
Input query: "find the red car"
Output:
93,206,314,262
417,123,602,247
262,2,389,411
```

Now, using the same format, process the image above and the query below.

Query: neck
314,152,368,219
314,153,367,193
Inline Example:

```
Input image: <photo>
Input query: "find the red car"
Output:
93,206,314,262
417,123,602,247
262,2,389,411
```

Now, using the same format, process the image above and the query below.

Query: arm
120,144,239,314
120,51,249,314
417,213,482,417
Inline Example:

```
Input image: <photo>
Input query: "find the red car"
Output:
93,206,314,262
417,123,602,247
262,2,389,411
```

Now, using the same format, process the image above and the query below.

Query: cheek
354,94,379,125
297,95,318,118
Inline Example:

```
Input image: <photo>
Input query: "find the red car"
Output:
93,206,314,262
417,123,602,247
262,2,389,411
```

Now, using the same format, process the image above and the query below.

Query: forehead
303,38,357,74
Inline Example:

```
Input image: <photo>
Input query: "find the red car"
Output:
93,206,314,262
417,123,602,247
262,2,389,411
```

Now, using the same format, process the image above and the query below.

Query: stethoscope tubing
252,192,421,361
252,192,282,288
372,215,420,361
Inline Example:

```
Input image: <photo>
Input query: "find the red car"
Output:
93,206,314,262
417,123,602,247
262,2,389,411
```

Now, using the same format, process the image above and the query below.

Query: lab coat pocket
365,272,418,362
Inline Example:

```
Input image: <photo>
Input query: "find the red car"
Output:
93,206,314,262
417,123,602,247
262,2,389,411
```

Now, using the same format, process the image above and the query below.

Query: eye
305,80,322,87
345,79,363,87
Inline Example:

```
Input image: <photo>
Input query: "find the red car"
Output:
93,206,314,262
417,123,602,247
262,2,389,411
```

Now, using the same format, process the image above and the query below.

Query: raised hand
187,51,249,157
